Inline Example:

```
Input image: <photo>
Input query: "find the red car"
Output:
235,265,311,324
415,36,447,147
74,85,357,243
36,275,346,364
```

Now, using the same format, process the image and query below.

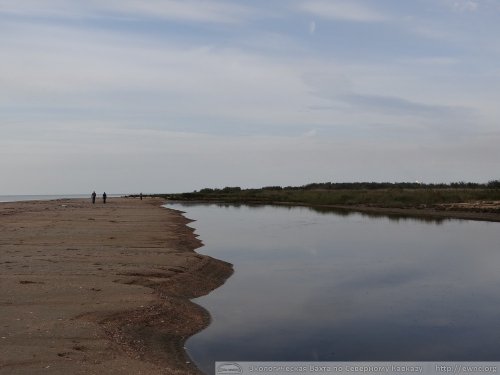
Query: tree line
194,180,500,194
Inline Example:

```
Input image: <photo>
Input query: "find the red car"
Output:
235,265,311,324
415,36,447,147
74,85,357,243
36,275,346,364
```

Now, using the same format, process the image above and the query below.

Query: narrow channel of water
167,203,500,374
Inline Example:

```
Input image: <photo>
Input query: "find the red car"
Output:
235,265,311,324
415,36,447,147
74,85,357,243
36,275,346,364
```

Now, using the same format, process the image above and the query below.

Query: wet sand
0,198,233,374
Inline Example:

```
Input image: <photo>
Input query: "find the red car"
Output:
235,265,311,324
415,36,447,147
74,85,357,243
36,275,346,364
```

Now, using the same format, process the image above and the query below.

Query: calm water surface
167,203,500,374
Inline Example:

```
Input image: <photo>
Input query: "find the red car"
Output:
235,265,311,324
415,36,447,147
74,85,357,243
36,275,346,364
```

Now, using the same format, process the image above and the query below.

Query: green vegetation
147,181,500,209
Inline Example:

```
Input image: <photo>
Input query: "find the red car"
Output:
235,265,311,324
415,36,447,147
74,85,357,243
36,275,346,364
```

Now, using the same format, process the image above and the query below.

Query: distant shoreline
156,183,500,223
0,198,232,374
305,202,500,223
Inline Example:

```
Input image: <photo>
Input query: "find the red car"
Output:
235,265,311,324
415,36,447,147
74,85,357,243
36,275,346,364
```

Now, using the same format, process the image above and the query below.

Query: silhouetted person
102,192,107,204
140,192,143,200
91,191,96,204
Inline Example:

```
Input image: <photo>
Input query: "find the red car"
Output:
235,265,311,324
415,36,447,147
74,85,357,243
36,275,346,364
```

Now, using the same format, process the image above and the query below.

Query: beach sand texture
0,198,233,374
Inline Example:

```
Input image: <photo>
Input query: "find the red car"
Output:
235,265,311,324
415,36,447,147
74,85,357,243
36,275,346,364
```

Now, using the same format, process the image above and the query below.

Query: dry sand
0,198,233,374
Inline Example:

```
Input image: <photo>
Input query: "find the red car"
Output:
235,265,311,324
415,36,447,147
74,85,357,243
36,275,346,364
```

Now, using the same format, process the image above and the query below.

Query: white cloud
0,22,315,128
0,0,253,24
0,0,83,18
411,23,462,43
446,0,479,12
97,0,252,24
309,20,316,34
298,0,387,22
304,129,318,137
397,57,460,66
0,19,490,140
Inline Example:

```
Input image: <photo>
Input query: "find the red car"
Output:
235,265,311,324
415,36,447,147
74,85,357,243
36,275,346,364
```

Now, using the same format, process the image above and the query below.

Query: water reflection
166,203,500,374
306,205,449,224
172,201,450,224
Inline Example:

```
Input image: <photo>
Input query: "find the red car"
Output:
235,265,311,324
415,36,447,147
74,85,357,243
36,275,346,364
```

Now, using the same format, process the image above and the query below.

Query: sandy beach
0,198,233,374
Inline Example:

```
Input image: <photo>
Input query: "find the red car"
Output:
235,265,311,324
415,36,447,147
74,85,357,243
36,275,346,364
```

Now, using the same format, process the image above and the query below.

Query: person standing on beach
140,192,143,200
102,192,107,204
91,191,96,204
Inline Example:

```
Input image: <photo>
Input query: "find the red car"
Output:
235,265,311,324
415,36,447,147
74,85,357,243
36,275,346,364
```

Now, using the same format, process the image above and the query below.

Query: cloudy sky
1,0,499,194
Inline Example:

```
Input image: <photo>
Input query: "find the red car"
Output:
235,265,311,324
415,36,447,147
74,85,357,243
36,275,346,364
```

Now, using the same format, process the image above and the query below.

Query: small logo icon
216,363,243,375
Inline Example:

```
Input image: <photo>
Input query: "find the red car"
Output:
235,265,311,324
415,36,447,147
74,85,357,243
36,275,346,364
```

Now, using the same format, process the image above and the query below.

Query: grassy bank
144,181,500,209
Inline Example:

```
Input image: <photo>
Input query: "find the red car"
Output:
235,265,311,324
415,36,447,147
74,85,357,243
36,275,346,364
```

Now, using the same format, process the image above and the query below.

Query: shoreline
326,204,500,223
0,198,233,374
166,199,500,223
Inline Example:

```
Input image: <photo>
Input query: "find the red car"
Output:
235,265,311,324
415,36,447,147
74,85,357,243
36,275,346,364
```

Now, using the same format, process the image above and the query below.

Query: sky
1,0,500,194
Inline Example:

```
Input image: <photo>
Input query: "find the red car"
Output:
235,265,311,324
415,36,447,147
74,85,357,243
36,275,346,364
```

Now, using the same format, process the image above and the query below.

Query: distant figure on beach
102,192,107,204
140,192,143,200
91,191,96,204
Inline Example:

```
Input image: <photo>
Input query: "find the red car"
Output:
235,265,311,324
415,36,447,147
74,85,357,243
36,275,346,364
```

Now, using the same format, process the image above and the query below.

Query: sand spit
325,202,500,222
0,198,233,374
